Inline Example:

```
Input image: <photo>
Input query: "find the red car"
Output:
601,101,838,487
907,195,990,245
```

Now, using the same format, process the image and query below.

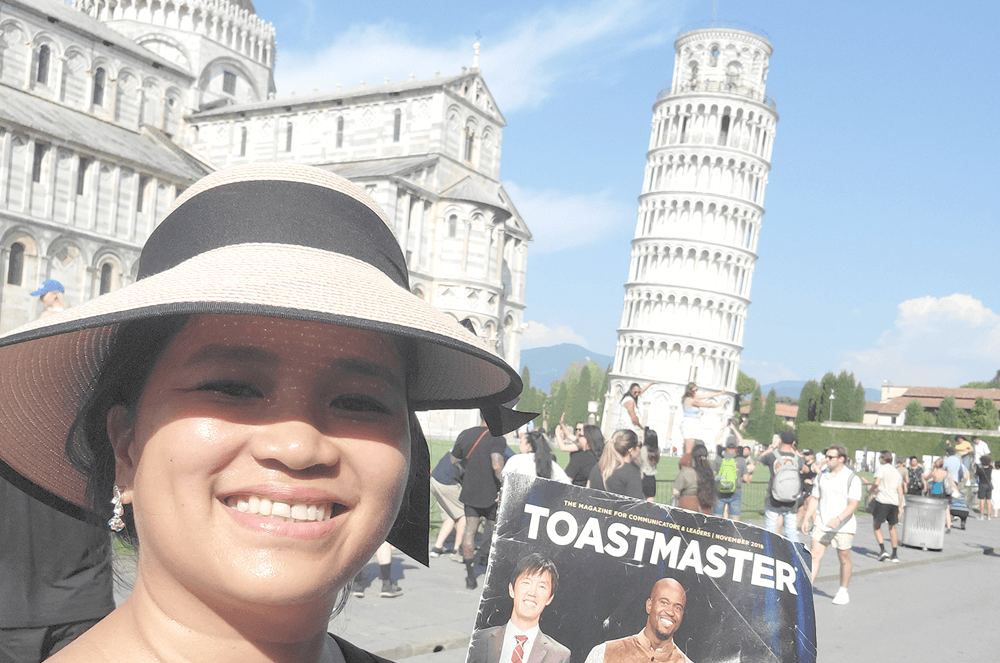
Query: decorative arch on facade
140,77,161,127
163,86,183,135
2,229,40,287
94,250,125,295
197,56,259,100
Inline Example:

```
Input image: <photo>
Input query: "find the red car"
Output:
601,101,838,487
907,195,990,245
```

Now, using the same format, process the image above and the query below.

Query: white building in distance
602,25,778,450
0,0,530,439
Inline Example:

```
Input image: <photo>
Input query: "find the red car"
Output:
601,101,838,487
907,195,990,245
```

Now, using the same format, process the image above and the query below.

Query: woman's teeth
225,496,334,522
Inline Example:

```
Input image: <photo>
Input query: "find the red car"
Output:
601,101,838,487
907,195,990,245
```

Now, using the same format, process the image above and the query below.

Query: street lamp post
829,389,835,421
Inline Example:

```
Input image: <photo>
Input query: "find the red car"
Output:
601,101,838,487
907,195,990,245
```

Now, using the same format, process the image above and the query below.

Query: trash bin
901,495,948,550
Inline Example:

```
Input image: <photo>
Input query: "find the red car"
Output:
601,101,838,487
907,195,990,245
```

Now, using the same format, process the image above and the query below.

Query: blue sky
256,0,1000,390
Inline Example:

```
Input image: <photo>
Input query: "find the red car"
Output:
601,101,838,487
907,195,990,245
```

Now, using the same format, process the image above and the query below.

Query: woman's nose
250,418,341,471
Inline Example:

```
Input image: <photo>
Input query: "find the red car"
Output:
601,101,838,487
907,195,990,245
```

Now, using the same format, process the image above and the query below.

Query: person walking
428,450,466,560
801,444,862,605
712,425,751,520
452,419,510,589
760,430,803,541
975,455,994,520
869,450,904,563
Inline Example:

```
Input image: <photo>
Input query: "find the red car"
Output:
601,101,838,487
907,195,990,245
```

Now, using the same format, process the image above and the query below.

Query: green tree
735,371,758,422
991,370,1000,387
594,364,610,427
521,366,531,394
832,371,856,422
961,381,993,389
937,396,959,428
796,380,821,425
905,400,925,426
550,381,569,425
761,388,778,444
852,382,867,422
969,397,1000,431
736,371,758,395
566,365,592,425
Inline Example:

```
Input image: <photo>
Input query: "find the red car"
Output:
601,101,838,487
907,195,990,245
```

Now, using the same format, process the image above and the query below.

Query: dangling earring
108,485,125,532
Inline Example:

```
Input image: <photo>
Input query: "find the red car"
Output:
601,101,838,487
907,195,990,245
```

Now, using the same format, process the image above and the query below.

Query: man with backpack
713,424,752,521
760,430,804,541
800,444,862,606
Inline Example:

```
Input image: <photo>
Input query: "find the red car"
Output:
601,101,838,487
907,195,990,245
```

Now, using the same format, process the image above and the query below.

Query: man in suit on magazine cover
467,553,570,663
584,578,692,663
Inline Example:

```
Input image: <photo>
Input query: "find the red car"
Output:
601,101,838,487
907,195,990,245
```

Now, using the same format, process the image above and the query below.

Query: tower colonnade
602,26,778,449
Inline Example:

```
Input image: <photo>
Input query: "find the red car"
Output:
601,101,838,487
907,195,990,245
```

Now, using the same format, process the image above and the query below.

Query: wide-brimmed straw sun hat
0,162,532,564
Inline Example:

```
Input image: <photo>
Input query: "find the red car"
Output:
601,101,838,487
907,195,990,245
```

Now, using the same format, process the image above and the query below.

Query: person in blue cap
29,279,66,318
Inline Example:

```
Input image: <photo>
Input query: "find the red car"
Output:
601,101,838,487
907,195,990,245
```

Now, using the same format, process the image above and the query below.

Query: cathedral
0,0,530,438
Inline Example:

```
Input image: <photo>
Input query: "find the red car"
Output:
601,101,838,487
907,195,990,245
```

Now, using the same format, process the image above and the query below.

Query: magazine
465,474,816,663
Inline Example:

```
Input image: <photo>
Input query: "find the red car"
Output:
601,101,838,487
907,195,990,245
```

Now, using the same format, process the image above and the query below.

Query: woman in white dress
681,382,726,456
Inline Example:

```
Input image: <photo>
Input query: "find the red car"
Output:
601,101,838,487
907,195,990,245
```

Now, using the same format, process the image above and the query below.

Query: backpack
771,455,802,503
716,457,740,495
907,466,924,494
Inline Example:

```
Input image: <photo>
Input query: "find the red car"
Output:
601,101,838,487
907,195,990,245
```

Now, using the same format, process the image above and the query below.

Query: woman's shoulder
331,635,395,663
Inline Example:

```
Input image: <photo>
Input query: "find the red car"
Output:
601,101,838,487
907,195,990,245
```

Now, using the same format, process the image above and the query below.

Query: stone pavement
112,512,1000,662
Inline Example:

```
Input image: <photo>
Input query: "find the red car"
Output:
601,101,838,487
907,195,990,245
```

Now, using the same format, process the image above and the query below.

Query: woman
0,164,529,663
681,382,726,456
672,444,714,514
30,279,68,318
503,430,570,483
618,382,654,438
925,458,954,532
975,456,994,520
564,425,604,487
796,449,819,525
588,430,643,499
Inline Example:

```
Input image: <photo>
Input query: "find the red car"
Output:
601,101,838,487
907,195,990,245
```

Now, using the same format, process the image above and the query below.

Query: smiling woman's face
109,314,410,624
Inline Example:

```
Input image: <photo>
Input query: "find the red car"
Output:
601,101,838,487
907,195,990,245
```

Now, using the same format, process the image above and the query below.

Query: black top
606,463,644,500
0,479,115,628
565,450,598,487
452,426,509,509
588,463,605,492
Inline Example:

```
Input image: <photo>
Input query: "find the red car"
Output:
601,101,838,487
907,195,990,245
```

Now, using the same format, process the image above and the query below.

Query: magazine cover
465,475,817,663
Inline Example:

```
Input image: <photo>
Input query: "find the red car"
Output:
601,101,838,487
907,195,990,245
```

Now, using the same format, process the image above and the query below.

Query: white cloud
273,0,663,112
504,181,633,254
522,320,590,349
842,294,1000,387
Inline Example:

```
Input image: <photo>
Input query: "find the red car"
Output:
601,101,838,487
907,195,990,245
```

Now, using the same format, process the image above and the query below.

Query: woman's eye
196,380,263,398
330,394,391,414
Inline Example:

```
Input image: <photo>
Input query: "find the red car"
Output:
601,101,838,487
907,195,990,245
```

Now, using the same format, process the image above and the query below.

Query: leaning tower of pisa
601,25,778,450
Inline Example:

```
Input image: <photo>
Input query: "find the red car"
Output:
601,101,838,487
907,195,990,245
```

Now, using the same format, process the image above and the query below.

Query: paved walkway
113,512,1000,663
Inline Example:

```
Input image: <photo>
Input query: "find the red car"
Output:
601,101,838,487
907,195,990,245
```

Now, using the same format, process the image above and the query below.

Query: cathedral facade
0,0,529,438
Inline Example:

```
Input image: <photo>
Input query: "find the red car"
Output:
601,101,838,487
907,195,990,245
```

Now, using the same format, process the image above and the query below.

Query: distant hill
759,380,880,402
521,344,614,393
